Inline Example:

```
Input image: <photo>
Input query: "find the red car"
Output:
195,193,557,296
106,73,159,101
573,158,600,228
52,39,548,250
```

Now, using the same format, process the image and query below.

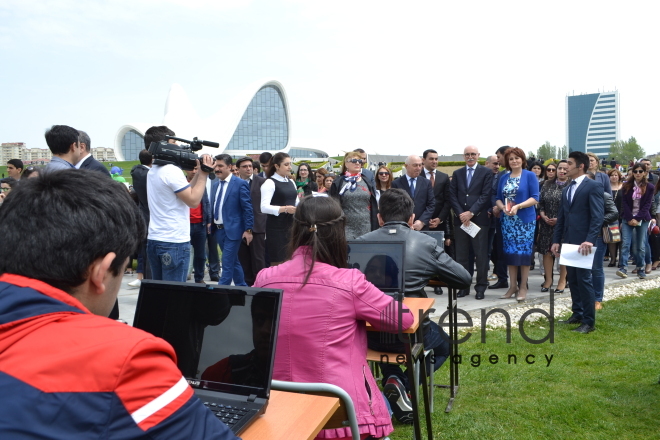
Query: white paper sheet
460,221,481,238
559,244,597,269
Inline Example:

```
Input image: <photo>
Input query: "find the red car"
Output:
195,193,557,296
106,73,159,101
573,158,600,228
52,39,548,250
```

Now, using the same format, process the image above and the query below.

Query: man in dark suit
391,155,435,231
552,151,604,334
419,149,451,227
488,146,510,289
210,154,254,287
128,149,153,287
235,157,267,286
449,146,493,299
75,131,111,177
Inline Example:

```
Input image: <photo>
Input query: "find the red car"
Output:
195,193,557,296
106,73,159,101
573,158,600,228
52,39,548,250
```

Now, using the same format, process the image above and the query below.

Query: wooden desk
240,390,339,440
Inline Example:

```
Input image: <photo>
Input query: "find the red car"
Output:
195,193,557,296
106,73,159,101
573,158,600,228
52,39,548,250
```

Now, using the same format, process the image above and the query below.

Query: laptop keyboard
203,402,257,429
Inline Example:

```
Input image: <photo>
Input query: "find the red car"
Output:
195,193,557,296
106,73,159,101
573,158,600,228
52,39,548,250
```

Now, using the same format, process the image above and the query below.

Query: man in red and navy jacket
0,169,239,440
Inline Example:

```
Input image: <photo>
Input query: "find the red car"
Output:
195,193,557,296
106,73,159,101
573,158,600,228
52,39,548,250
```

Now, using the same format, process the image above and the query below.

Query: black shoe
456,289,469,298
572,324,595,334
434,287,443,295
541,286,550,292
558,316,582,325
488,280,509,289
383,376,413,424
210,275,220,282
475,291,485,300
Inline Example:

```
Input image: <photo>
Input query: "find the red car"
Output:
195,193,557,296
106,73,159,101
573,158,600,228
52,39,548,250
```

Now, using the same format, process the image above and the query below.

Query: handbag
602,221,621,243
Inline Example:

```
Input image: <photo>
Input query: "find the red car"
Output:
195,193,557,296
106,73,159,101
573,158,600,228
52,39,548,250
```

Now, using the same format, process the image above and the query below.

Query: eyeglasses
348,159,364,164
0,187,10,192
633,170,646,174
378,172,390,176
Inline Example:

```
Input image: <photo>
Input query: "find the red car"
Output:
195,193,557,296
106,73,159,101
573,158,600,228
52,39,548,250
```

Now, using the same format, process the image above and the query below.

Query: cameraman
145,126,213,282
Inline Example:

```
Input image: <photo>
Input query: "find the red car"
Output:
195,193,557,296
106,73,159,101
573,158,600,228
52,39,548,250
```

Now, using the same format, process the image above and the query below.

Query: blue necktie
214,180,226,222
410,178,416,197
467,167,473,187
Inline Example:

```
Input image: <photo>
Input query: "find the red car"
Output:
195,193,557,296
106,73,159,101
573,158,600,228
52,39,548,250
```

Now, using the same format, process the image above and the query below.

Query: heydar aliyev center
114,78,329,161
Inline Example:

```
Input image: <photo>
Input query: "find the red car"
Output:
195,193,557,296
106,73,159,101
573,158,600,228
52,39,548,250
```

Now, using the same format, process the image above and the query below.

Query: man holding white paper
449,145,493,299
551,151,604,334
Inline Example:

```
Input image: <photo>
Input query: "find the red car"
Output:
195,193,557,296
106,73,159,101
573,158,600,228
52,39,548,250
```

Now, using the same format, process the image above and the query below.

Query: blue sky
1,0,657,157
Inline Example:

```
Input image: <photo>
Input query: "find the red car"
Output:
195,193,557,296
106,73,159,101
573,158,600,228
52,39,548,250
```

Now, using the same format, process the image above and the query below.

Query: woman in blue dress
495,147,540,302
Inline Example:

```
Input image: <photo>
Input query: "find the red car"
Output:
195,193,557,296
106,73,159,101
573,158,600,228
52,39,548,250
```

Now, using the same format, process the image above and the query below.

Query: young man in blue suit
210,154,254,286
552,151,604,334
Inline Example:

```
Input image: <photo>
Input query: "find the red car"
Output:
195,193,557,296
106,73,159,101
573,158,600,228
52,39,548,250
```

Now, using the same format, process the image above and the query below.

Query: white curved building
114,79,329,161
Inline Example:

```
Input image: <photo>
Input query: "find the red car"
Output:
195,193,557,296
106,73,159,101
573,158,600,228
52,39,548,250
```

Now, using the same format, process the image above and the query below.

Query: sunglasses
633,170,646,174
348,159,364,164
378,172,390,176
546,169,556,172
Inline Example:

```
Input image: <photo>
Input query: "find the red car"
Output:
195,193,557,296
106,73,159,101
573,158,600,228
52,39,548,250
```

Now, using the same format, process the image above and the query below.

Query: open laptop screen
421,230,445,249
347,241,405,294
133,280,282,399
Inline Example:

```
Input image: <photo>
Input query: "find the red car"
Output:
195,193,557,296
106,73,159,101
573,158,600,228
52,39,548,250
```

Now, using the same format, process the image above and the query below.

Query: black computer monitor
347,241,405,296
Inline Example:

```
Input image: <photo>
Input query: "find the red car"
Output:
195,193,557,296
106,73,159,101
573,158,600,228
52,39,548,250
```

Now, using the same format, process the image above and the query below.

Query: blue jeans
592,236,606,302
215,228,246,286
620,221,649,269
147,240,190,282
189,223,207,282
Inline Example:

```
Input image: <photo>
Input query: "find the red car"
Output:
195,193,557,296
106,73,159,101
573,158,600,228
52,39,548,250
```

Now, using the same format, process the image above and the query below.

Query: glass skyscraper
566,91,619,157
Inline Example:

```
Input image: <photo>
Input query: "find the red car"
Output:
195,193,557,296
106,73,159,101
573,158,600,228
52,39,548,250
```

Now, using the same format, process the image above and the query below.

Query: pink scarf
633,182,642,200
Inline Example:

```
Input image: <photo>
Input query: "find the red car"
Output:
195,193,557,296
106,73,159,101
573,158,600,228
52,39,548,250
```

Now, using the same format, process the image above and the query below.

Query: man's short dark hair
252,161,261,172
569,151,589,172
44,125,79,155
144,126,175,149
138,149,153,166
422,149,438,159
258,152,272,164
7,159,23,171
215,154,232,166
0,169,145,294
496,146,510,155
78,130,91,152
235,156,252,168
0,177,17,188
378,188,414,223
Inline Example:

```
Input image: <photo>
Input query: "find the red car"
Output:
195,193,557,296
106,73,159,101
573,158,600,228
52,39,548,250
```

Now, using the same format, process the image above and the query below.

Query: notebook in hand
133,280,282,435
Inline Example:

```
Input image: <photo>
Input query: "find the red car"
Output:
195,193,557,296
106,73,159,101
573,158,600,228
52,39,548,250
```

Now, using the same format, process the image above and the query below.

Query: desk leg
417,319,433,440
447,287,459,412
404,337,422,440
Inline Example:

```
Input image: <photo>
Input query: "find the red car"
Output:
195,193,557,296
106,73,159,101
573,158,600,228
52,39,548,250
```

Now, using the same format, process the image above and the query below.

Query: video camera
148,136,219,173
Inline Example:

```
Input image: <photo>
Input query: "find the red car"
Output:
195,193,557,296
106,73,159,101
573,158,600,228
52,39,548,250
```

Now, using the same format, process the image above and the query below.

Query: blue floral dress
501,176,536,266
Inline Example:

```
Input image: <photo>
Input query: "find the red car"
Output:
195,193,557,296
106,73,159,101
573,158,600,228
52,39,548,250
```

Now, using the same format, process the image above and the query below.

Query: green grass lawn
389,289,660,439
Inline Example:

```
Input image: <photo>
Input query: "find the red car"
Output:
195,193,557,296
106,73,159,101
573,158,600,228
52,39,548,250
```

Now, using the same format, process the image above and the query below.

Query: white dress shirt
260,173,299,216
213,173,232,224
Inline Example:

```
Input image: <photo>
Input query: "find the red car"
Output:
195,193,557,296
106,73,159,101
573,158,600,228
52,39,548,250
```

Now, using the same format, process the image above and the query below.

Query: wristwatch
245,229,253,234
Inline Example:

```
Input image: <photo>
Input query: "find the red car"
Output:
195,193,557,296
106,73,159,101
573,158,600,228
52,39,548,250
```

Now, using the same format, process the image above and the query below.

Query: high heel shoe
517,289,527,302
541,277,554,292
499,289,518,299
554,283,566,294
607,261,616,267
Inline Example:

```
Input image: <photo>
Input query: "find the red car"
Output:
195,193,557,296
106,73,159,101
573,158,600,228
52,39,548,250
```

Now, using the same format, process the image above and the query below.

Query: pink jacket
254,247,414,439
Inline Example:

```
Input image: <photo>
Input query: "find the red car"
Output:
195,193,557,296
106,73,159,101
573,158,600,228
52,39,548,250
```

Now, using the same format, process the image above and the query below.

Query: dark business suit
449,164,494,294
238,175,267,286
210,175,254,286
490,170,508,282
419,169,451,224
553,176,604,328
79,155,111,177
391,174,435,228
130,164,151,280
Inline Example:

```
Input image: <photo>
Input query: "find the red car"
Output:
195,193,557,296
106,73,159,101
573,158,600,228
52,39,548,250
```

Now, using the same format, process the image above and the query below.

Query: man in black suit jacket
449,146,493,299
552,151,604,334
76,131,111,177
391,155,435,231
235,157,267,286
420,149,451,227
129,149,153,284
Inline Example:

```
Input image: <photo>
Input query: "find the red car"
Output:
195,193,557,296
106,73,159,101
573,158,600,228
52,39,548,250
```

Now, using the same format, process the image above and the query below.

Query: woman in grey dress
329,151,378,239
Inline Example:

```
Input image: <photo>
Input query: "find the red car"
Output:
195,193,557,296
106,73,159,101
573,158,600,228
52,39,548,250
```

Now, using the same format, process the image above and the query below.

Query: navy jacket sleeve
419,180,435,225
586,181,605,244
239,179,254,230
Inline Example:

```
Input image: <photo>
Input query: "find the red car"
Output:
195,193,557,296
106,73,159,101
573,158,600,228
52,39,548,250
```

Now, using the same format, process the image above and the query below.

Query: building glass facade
121,130,145,161
566,91,619,157
226,86,288,151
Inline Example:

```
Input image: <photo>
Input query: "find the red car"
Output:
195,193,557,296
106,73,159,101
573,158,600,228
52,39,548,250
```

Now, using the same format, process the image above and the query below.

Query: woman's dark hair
21,166,40,179
503,147,527,172
288,197,347,286
528,160,545,178
376,165,393,190
378,188,414,223
267,152,290,178
296,162,312,182
623,163,649,195
542,162,557,181
0,169,145,294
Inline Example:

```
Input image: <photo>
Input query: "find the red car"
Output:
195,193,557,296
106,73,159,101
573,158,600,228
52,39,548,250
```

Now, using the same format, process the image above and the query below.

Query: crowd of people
2,123,657,439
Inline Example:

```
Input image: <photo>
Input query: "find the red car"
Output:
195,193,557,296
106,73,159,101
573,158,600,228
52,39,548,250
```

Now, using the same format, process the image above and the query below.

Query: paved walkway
117,258,646,325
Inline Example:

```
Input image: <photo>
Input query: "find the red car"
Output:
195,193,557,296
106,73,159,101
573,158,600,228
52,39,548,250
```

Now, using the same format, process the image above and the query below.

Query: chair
270,379,360,440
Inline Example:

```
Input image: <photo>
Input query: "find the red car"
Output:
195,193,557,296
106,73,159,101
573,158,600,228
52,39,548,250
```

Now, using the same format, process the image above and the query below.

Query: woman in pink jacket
254,196,414,440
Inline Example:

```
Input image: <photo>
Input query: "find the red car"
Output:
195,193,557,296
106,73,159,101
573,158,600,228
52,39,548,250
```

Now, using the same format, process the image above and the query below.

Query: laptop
421,230,445,249
347,241,406,300
132,280,282,435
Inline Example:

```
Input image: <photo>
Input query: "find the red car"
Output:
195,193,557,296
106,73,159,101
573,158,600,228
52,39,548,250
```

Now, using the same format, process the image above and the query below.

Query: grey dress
340,179,372,239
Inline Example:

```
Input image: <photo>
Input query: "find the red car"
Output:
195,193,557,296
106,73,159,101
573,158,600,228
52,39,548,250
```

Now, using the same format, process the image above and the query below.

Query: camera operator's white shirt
147,164,191,243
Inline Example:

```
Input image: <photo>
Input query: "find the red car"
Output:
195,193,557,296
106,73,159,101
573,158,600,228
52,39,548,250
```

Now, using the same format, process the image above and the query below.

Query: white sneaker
127,279,142,288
